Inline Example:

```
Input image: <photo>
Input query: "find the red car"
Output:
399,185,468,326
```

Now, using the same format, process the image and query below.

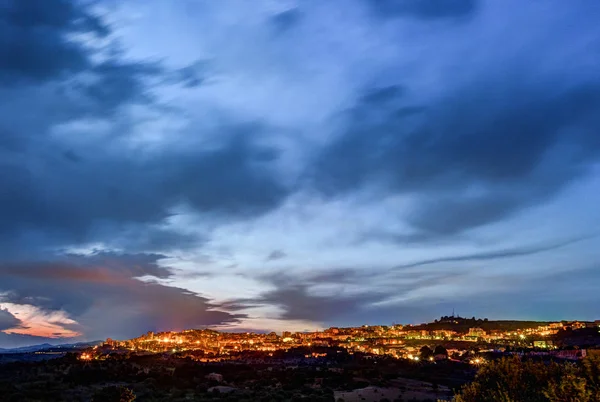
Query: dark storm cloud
62,251,174,279
164,128,287,216
0,0,107,83
263,284,383,322
235,283,386,322
81,60,161,116
1,95,285,255
0,252,174,314
227,270,389,323
0,253,244,340
0,0,148,150
367,0,478,20
0,308,22,331
0,0,288,257
0,148,165,253
228,268,465,324
0,1,161,252
314,77,600,236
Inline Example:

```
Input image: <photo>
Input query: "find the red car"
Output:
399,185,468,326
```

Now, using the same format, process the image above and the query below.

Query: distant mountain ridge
0,341,102,354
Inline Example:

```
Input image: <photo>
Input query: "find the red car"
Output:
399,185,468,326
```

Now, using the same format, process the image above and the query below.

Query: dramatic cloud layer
0,252,243,344
1,0,599,347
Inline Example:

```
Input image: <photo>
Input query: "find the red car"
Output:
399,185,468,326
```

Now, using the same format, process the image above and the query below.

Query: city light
94,318,585,366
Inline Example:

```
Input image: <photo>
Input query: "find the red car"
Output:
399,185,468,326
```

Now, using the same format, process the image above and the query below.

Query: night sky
1,0,600,348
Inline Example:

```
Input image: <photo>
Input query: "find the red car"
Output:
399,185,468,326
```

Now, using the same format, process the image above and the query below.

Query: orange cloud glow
0,303,81,339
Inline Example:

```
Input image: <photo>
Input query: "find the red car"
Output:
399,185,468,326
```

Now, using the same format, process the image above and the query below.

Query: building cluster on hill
93,317,600,364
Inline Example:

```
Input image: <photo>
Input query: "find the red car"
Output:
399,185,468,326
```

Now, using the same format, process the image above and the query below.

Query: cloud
232,283,386,323
169,60,212,88
0,252,243,340
2,0,600,344
162,127,288,216
225,265,474,326
270,7,302,32
314,75,600,236
0,303,78,338
226,270,389,323
265,250,287,262
367,0,479,20
225,227,600,325
0,0,156,249
81,59,161,116
0,0,107,83
1,96,286,257
393,235,597,269
0,0,290,258
0,0,293,345
0,308,22,331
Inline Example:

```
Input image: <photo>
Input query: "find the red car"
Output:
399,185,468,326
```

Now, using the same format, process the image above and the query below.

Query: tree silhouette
419,346,433,360
434,345,448,356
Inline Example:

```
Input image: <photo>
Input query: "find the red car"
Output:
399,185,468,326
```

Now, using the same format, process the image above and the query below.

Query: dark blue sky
1,0,600,348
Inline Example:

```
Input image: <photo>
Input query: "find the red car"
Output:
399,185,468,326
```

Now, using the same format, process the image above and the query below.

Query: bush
454,356,600,402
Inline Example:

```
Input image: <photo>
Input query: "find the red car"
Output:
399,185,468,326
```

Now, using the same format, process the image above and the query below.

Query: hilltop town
99,316,599,363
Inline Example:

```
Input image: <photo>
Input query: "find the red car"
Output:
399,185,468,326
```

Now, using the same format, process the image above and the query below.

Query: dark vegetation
454,354,600,402
0,348,472,401
3,337,600,401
